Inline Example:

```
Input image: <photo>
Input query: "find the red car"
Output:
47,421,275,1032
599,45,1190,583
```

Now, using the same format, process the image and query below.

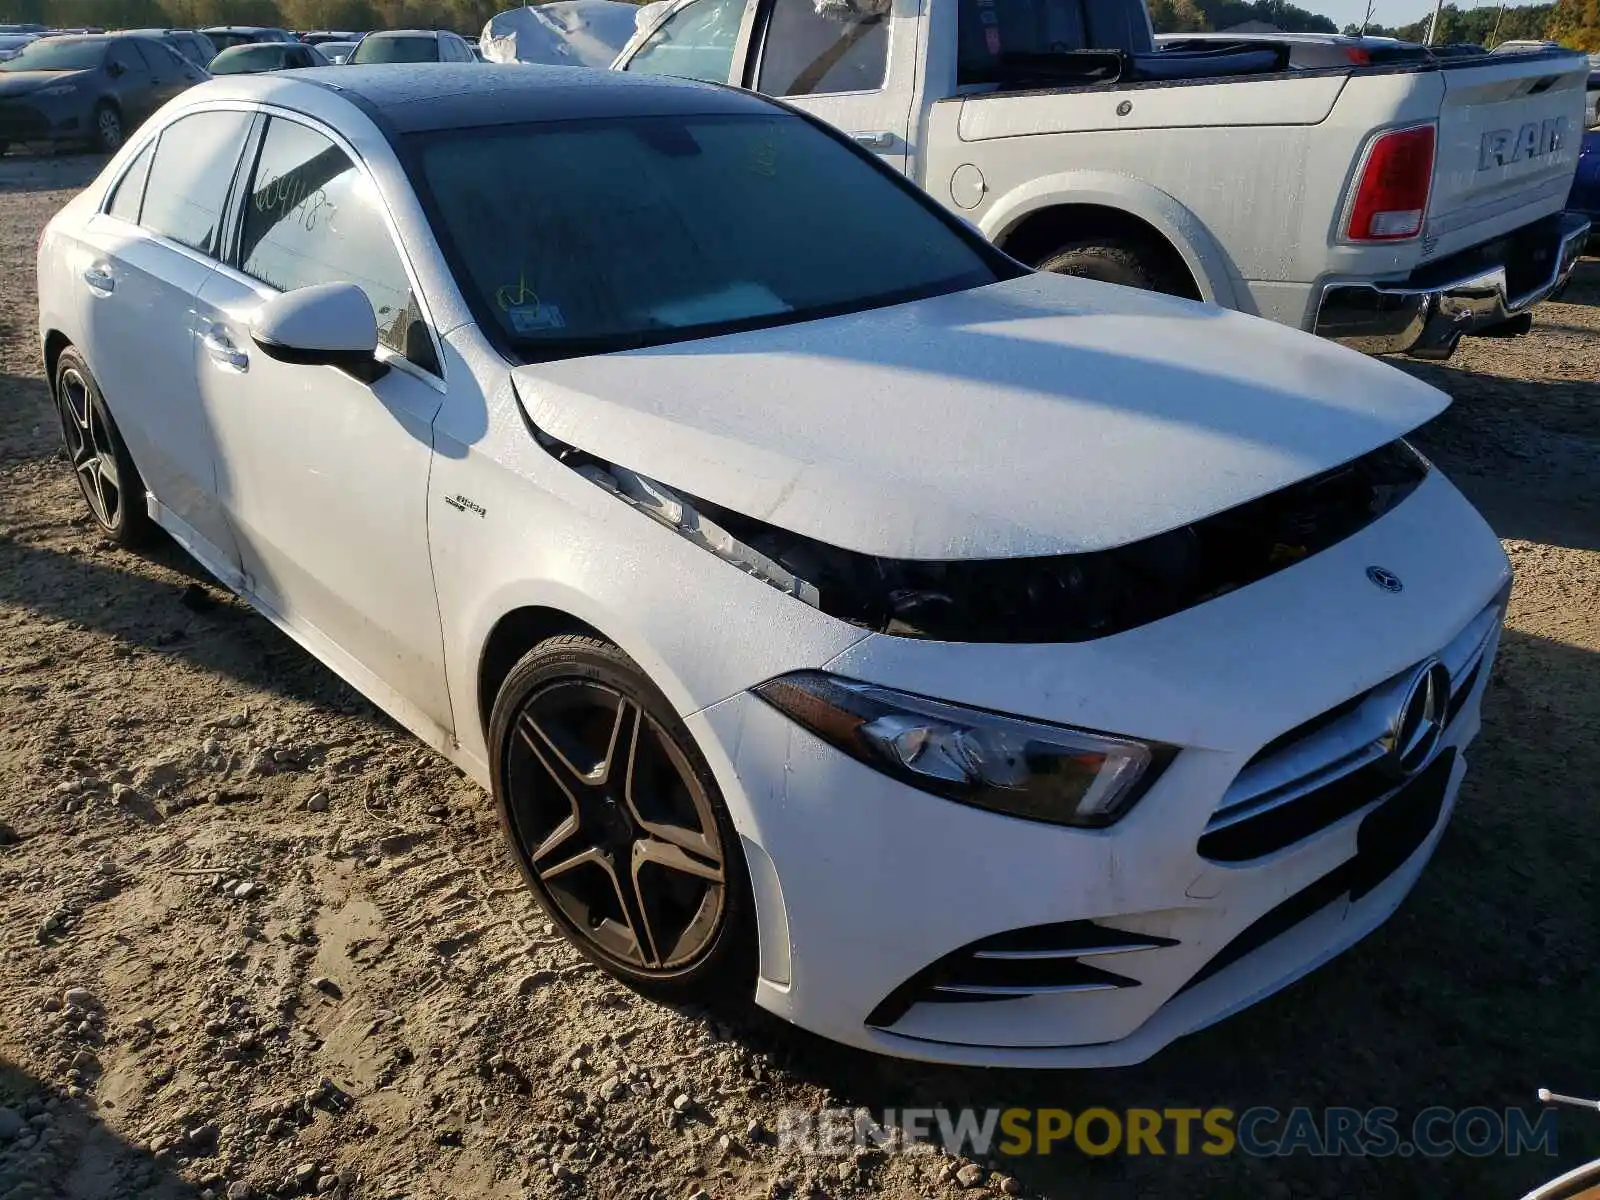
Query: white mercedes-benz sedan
37,65,1511,1067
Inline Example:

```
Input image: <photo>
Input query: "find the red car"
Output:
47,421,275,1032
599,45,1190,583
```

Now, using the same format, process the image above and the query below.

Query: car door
73,108,252,569
104,39,159,126
745,0,913,173
191,113,454,730
144,40,202,100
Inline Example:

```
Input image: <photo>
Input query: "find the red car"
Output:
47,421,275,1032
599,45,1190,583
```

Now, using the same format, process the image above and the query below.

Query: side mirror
250,282,389,383
106,60,125,77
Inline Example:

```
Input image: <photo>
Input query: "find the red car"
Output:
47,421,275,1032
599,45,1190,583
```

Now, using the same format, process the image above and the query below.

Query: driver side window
623,0,747,83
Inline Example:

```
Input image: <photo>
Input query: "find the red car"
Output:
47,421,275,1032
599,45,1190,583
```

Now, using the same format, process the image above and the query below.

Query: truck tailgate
1427,52,1588,257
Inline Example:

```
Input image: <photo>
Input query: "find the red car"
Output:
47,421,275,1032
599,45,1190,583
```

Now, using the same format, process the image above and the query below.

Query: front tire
54,348,153,548
90,103,122,154
490,635,757,1004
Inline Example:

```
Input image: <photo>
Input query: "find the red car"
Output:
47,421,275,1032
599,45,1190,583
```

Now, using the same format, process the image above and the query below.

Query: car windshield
210,44,285,72
351,35,437,63
0,38,106,70
409,112,1007,359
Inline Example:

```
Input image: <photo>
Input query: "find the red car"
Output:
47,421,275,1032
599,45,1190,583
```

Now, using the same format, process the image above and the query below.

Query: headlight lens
40,84,78,96
753,672,1172,827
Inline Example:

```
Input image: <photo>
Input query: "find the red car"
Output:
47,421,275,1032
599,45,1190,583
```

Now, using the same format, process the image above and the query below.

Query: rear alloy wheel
91,103,122,154
54,348,152,547
490,635,755,1002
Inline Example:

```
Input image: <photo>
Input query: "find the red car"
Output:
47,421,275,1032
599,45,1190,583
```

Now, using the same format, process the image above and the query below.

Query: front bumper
1313,211,1591,360
687,472,1511,1066
0,96,84,144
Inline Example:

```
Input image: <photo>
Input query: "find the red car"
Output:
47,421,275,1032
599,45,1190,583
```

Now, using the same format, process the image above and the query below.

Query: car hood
511,273,1450,559
0,68,90,94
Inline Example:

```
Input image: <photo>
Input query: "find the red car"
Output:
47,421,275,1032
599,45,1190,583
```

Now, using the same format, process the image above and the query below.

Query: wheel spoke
539,844,653,967
623,719,723,865
597,696,641,789
75,456,109,524
517,709,601,798
633,834,724,883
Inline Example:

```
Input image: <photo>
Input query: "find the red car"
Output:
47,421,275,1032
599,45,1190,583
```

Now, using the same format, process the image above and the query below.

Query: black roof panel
298,63,777,132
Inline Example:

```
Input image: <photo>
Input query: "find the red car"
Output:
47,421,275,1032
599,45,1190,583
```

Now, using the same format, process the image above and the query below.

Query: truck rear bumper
1312,211,1590,360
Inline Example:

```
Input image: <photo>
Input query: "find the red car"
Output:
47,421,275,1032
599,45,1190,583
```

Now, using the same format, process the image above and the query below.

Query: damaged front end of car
533,419,1430,644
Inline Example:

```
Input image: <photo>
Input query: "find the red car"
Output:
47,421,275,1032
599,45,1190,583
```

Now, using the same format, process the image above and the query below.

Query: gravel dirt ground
0,152,1596,1200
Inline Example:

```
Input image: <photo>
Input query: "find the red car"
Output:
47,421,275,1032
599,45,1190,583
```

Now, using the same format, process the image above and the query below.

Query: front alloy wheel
92,104,122,153
491,635,755,1000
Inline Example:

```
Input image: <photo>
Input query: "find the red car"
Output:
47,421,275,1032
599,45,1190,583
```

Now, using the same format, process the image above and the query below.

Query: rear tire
490,634,757,1006
53,347,153,548
91,103,122,154
1035,238,1185,295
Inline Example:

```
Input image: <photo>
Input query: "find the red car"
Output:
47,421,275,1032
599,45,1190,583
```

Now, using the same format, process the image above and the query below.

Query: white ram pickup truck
614,0,1592,359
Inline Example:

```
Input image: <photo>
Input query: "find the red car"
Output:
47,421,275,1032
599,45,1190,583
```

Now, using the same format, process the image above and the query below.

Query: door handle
201,326,248,372
852,130,895,150
82,266,115,294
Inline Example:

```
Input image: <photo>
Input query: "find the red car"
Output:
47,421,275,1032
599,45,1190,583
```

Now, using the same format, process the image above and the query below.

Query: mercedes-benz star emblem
1367,566,1404,593
1380,659,1450,778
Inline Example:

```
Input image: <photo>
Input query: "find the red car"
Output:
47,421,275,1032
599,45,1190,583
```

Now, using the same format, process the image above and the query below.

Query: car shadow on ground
709,623,1600,1199
0,1057,204,1199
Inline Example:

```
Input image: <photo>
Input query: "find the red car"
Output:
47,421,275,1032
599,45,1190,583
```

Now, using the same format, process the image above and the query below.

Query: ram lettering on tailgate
1479,117,1570,170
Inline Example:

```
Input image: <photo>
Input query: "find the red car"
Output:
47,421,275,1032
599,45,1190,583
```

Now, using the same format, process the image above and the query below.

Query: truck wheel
1035,239,1184,295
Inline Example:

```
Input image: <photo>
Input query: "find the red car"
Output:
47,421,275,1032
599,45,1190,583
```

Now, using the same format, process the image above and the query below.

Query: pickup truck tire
1034,239,1185,295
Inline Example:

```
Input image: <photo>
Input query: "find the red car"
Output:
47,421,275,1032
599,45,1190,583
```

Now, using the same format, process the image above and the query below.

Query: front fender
980,171,1247,312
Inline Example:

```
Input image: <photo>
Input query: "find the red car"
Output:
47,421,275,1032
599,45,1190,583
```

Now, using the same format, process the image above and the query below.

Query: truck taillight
1346,123,1435,241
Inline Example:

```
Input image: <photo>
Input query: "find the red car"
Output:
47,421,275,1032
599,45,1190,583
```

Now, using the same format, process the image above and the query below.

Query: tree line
1149,0,1596,49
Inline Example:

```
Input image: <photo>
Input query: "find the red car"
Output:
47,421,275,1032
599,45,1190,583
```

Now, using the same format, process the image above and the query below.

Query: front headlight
39,84,78,97
753,672,1173,828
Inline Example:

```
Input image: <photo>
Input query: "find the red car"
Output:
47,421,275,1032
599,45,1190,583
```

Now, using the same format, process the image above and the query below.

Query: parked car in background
37,63,1514,1068
1491,39,1562,54
1571,131,1599,251
113,28,218,70
317,40,360,64
617,0,1590,360
347,29,478,63
1587,54,1599,128
0,33,203,154
0,33,38,61
298,30,362,45
202,26,296,51
209,42,331,74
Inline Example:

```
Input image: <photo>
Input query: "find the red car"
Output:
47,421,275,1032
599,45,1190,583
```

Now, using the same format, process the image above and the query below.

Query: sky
1309,0,1546,29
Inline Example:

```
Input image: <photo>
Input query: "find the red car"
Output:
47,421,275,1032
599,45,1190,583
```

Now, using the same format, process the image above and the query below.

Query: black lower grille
1199,758,1396,862
1181,750,1453,996
866,920,1176,1028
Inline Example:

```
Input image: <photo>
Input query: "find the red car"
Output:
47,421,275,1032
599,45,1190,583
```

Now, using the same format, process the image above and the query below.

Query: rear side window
351,35,439,63
238,117,434,371
757,0,889,96
106,140,154,223
139,110,252,254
